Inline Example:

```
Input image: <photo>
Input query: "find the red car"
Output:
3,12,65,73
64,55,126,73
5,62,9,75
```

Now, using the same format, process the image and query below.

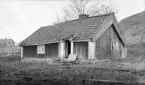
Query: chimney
79,14,89,19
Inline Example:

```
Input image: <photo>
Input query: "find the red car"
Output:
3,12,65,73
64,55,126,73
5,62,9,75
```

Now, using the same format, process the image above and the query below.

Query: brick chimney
79,14,89,19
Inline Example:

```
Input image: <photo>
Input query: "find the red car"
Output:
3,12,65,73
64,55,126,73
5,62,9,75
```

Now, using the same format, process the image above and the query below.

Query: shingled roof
20,14,127,46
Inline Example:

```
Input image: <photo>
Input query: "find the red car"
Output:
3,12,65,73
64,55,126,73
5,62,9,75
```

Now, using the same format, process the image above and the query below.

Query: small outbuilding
19,13,127,60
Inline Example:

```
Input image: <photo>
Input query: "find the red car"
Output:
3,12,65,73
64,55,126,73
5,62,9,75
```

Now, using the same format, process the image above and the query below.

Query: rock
67,54,77,61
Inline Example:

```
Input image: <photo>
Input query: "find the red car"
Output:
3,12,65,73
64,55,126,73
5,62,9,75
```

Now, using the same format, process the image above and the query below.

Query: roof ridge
51,13,113,27
88,13,113,18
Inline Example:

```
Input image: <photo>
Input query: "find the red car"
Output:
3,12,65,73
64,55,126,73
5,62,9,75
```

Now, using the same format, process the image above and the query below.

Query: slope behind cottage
19,13,127,60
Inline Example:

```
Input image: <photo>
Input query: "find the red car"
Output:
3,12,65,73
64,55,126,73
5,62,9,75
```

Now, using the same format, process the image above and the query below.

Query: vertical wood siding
110,25,123,59
23,46,37,58
74,42,88,60
95,25,124,60
95,28,111,60
45,43,58,58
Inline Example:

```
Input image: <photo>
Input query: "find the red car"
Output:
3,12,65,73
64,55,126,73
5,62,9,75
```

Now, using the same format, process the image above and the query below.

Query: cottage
19,13,127,60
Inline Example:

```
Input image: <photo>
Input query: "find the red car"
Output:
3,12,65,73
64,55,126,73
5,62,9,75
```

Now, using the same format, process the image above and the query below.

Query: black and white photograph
0,0,145,85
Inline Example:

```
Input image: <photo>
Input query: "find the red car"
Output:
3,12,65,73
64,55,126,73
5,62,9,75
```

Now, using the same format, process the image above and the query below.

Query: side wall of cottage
95,26,111,60
23,43,59,58
45,43,58,58
110,25,125,59
23,46,37,58
110,25,124,59
95,24,125,60
74,42,88,60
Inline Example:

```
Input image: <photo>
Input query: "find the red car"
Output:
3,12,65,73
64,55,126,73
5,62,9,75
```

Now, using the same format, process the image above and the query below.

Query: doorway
65,40,71,58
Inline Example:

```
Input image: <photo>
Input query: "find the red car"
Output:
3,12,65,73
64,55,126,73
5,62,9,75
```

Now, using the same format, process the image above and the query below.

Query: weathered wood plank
45,43,58,58
95,24,125,60
23,46,37,58
74,42,88,59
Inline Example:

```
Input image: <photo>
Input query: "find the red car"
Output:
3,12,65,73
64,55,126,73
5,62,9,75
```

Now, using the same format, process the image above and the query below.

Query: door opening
67,40,71,54
65,40,71,57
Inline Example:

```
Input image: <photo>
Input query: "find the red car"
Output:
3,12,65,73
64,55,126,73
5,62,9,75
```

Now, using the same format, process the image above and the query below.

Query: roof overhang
20,39,90,46
112,15,127,46
92,14,127,46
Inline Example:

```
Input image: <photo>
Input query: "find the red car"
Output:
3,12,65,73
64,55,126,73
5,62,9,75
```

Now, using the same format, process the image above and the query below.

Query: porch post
88,41,96,60
21,47,23,59
124,47,127,58
71,41,74,54
88,42,91,59
59,41,65,59
121,45,127,59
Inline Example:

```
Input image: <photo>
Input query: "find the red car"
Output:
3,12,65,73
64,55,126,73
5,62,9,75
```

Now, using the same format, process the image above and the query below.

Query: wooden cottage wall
110,25,123,59
23,46,37,58
95,25,124,60
74,42,88,60
45,43,58,58
95,28,111,60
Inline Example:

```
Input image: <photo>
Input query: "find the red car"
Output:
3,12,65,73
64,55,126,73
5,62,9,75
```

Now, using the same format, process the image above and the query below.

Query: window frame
111,41,119,51
37,44,45,54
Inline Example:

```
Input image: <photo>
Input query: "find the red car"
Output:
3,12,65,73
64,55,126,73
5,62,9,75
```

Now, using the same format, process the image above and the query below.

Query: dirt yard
0,56,145,85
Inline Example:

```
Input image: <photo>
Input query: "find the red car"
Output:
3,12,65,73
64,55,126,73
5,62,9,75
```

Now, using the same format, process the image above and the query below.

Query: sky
0,0,144,43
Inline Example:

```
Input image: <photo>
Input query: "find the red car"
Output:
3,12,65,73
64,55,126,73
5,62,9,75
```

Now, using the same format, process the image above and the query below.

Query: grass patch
0,56,21,63
0,60,144,85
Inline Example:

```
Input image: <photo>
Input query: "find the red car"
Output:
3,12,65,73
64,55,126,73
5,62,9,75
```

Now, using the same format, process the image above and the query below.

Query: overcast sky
0,0,144,43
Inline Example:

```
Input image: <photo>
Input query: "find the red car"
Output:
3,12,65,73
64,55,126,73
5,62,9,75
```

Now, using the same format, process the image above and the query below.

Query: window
111,41,119,51
37,45,45,54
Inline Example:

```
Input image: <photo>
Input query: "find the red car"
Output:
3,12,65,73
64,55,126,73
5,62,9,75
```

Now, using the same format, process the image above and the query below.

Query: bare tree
54,0,115,24
53,14,63,25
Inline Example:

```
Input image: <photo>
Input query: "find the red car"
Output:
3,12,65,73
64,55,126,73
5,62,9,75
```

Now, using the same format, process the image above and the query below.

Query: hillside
119,11,145,45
